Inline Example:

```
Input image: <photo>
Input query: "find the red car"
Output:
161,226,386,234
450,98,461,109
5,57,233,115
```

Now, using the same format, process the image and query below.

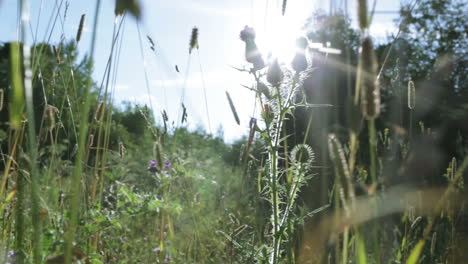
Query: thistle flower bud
360,37,380,120
240,26,265,70
267,59,283,87
257,82,271,99
408,80,416,109
291,37,308,72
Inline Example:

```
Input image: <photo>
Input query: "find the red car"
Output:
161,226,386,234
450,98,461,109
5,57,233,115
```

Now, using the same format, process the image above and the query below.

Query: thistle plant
238,26,330,264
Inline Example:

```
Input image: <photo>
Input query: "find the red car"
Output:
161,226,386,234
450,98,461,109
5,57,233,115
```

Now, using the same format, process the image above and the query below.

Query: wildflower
240,26,265,70
153,247,161,253
291,37,308,72
148,160,159,173
163,159,172,171
164,255,172,263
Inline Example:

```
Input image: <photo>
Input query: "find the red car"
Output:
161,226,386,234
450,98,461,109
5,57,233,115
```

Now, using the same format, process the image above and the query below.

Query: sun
255,11,307,64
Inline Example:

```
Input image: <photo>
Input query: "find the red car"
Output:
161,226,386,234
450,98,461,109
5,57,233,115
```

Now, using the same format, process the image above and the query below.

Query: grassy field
0,0,467,263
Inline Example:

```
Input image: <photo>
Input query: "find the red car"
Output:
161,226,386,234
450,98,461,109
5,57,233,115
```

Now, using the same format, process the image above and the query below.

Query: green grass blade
406,240,426,264
9,42,24,129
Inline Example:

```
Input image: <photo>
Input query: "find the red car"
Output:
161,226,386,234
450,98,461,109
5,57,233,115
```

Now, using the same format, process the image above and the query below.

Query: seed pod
76,14,85,43
189,27,199,54
360,37,380,120
408,80,416,109
267,59,283,87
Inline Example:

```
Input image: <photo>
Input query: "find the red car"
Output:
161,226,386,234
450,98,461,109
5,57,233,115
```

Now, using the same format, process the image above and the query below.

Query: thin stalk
17,0,43,262
64,0,101,263
368,119,377,184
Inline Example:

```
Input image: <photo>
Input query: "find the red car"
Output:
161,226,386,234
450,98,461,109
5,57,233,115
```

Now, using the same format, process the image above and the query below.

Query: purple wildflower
148,160,159,173
153,247,161,253
164,255,172,263
163,159,172,171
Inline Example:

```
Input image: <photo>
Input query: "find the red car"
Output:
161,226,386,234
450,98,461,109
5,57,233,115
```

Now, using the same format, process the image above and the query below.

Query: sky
0,0,402,142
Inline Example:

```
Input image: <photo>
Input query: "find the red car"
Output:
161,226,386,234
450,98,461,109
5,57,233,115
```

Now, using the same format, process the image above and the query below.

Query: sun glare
256,13,306,65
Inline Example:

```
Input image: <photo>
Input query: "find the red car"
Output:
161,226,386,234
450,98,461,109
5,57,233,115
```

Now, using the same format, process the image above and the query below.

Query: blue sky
0,0,402,141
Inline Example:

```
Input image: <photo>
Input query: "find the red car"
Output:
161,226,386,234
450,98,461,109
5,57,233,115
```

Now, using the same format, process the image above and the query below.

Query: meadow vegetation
0,0,467,263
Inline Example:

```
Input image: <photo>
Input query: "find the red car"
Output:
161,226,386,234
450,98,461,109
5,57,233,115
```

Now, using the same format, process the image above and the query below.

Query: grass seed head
189,27,199,54
94,100,105,121
360,37,380,120
0,88,3,111
408,80,416,109
431,232,437,256
87,134,94,147
225,91,240,125
76,14,85,43
52,45,61,64
358,0,368,30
